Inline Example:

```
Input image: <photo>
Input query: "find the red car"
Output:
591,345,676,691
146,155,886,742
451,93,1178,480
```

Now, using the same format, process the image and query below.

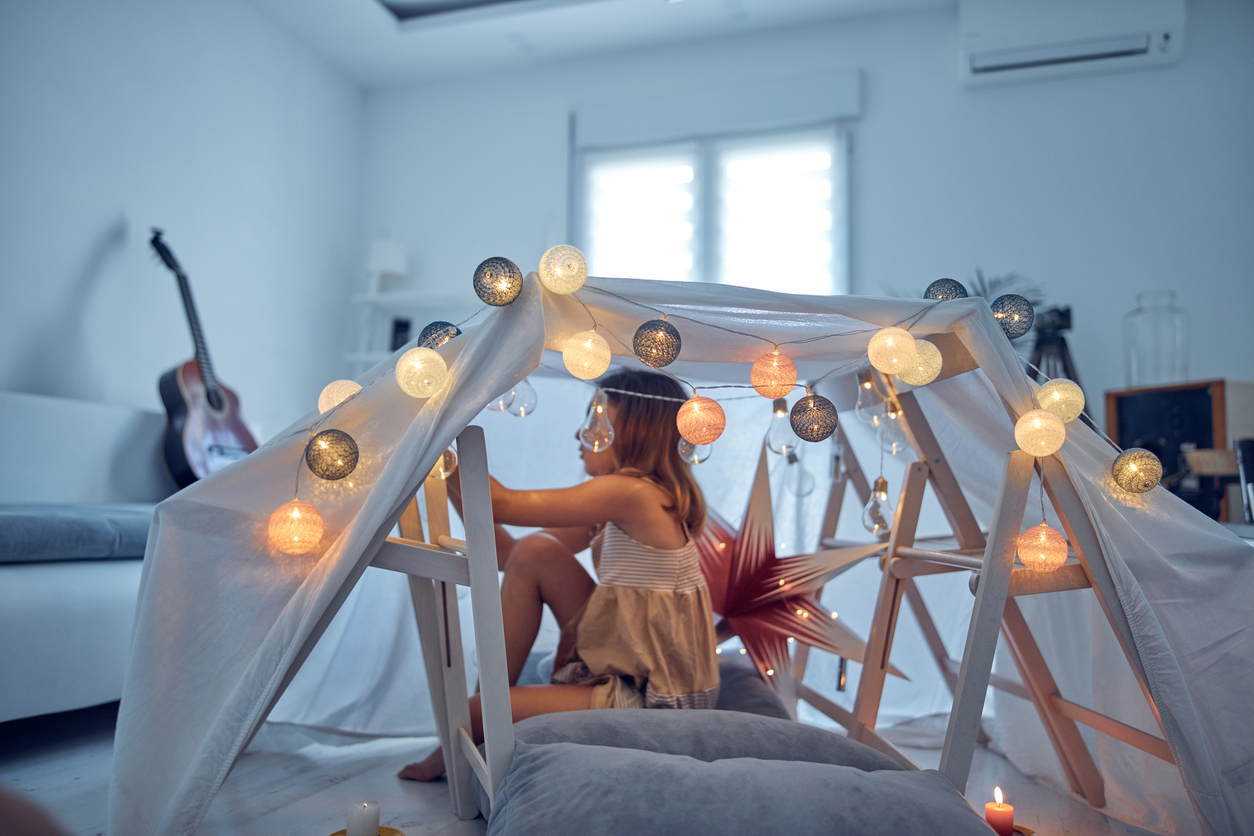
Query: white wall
0,0,365,441
362,0,1254,430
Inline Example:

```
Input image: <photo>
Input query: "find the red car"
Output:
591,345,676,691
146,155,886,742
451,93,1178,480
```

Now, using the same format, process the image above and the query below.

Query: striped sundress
550,520,720,709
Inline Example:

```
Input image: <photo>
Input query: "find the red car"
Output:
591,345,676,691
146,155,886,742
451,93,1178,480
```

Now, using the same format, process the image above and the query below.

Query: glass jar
1123,291,1187,387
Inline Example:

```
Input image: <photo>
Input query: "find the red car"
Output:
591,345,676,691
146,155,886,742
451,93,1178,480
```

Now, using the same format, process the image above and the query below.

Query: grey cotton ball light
633,319,682,368
473,257,523,306
790,394,839,442
924,279,968,301
1113,448,1162,493
305,429,359,481
418,321,461,349
990,294,1035,339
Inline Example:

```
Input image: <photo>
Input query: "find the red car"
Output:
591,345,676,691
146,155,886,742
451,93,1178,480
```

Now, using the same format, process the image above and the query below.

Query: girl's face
578,400,619,477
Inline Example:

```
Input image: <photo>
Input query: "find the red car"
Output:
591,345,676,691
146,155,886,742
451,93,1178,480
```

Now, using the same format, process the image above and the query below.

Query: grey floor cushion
713,656,791,719
488,740,990,836
0,503,156,564
512,708,902,771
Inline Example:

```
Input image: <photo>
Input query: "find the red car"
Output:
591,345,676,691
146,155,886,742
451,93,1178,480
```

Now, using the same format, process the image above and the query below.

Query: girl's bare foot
397,747,445,781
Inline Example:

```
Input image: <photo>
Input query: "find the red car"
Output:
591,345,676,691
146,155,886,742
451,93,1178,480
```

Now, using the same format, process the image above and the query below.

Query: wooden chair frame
792,348,1174,805
241,425,513,821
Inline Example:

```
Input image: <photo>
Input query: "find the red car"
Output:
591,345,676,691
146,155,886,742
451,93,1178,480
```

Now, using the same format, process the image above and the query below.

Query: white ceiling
246,0,951,88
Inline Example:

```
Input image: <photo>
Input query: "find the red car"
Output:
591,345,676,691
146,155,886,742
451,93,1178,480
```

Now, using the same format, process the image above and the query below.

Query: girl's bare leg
497,533,595,686
398,684,594,781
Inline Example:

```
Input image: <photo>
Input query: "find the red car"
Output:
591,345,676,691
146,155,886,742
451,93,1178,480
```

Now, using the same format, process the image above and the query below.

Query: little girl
399,369,720,780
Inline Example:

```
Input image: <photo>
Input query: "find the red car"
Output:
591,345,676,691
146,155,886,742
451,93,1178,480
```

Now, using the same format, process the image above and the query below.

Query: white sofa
0,391,175,723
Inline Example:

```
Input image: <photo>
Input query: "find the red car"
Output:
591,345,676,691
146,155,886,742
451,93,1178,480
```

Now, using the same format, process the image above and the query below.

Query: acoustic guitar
151,229,258,488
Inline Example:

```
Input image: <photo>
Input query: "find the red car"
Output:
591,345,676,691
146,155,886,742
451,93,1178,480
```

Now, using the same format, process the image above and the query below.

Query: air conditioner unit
959,0,1185,87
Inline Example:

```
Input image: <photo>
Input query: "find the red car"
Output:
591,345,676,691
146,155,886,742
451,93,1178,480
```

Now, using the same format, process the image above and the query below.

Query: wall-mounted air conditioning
959,0,1185,87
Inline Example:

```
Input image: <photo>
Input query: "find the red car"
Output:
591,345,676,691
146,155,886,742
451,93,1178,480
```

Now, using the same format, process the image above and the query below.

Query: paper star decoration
696,445,904,698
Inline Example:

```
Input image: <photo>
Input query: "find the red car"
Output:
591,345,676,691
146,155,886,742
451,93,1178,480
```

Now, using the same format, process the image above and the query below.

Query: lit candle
984,787,1014,836
347,801,379,836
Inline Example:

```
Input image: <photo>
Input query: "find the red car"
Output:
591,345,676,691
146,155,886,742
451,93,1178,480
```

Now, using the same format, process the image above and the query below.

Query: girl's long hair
598,369,706,535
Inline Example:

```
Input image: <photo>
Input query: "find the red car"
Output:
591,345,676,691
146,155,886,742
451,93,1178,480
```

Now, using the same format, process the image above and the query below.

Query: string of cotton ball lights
274,254,1165,557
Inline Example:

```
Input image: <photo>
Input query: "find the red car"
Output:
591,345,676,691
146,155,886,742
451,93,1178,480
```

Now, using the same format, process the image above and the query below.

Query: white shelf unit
346,289,480,375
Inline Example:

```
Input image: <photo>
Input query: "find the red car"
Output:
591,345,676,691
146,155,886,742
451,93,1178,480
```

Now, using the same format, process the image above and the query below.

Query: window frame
571,120,850,295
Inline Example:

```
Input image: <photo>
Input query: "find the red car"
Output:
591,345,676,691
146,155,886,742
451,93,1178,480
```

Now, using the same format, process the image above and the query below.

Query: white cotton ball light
896,338,942,387
1014,409,1066,457
538,245,588,294
396,347,448,398
562,330,611,380
868,327,916,375
268,500,323,555
318,379,361,413
1037,379,1085,424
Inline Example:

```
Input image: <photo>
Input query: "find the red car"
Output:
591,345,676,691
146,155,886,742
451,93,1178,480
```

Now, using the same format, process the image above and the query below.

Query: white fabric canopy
108,276,1253,836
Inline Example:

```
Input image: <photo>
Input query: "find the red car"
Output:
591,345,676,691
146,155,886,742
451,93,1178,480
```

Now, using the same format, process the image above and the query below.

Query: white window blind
578,127,846,295
715,132,840,295
582,147,698,283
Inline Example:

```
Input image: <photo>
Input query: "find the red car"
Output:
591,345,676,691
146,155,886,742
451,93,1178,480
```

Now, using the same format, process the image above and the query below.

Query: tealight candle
984,787,1014,836
347,801,379,836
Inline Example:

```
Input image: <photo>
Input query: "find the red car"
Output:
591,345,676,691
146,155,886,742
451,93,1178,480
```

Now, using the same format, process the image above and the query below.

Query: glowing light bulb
750,350,797,399
677,396,726,445
396,347,448,399
879,407,909,455
1037,378,1085,424
427,447,457,480
766,398,802,456
855,378,886,427
1113,448,1162,493
268,500,323,555
784,450,816,496
562,330,612,380
677,438,711,464
897,338,942,387
318,379,361,413
861,476,893,537
537,245,587,294
868,327,916,375
506,378,537,417
579,389,615,452
1014,409,1066,457
486,388,514,411
1017,523,1068,572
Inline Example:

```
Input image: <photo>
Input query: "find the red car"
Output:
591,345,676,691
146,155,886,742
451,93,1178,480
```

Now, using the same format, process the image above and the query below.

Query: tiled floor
1,703,1158,836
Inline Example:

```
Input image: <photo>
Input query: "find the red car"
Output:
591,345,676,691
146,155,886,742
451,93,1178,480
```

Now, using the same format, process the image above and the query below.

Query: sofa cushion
487,740,990,836
0,503,156,564
512,708,903,772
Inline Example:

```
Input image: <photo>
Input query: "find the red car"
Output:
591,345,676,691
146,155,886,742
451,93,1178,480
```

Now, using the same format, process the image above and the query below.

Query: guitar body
159,359,257,488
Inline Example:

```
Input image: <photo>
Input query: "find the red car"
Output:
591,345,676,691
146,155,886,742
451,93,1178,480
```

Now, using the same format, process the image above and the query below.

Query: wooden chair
371,425,514,818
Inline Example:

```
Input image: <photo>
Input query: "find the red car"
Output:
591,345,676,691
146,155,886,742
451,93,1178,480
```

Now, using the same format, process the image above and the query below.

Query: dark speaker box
1105,379,1254,521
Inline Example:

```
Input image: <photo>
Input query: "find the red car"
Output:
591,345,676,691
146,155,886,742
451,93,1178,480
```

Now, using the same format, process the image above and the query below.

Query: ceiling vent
959,0,1185,87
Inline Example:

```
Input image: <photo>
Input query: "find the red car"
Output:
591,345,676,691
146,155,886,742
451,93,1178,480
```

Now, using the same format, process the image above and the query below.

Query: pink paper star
696,446,900,692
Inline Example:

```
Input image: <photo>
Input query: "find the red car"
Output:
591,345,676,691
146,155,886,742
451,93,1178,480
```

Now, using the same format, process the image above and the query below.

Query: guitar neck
172,268,223,402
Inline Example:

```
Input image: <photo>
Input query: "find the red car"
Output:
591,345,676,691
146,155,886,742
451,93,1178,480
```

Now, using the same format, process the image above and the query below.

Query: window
578,126,847,295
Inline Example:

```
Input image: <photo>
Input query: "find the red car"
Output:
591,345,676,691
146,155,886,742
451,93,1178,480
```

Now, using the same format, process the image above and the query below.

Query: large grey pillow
512,708,902,772
488,741,990,836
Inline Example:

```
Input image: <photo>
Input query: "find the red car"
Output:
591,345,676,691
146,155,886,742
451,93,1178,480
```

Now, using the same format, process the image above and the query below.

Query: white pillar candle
346,801,379,836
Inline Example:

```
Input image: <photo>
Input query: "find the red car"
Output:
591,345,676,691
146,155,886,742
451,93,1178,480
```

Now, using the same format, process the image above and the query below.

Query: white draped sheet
108,277,1253,836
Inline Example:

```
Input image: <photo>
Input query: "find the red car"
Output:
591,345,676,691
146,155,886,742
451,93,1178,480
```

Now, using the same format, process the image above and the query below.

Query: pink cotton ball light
677,396,726,445
268,500,324,555
1017,523,1068,572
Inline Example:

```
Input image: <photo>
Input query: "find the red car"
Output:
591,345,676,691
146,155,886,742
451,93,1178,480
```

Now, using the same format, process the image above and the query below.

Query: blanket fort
108,268,1253,836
